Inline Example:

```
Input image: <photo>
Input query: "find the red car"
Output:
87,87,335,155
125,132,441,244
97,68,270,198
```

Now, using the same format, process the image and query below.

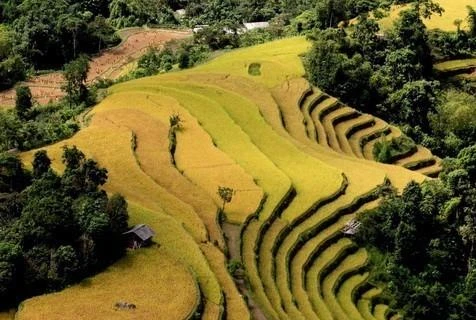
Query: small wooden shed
123,224,155,249
342,219,362,235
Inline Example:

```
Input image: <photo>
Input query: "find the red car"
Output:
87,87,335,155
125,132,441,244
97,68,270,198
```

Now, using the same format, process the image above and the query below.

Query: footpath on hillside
0,28,191,107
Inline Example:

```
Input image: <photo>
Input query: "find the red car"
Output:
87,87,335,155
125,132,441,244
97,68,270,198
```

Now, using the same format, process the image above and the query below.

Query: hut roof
123,224,155,241
342,219,361,235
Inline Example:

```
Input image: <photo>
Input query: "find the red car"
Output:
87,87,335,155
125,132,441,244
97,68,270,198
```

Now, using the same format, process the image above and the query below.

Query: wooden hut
342,219,362,235
123,224,155,249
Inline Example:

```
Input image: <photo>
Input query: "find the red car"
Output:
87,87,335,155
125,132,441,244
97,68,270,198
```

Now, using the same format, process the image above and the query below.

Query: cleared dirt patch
0,28,190,108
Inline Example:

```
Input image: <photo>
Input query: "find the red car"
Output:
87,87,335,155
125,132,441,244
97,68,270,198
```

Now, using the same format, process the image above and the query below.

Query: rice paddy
377,0,473,31
14,35,440,319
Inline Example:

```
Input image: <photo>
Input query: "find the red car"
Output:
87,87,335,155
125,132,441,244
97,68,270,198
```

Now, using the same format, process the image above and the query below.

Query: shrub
248,63,261,76
373,136,416,164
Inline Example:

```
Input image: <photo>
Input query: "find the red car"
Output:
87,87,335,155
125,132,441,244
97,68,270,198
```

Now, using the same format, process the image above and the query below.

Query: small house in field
123,224,155,249
342,219,362,235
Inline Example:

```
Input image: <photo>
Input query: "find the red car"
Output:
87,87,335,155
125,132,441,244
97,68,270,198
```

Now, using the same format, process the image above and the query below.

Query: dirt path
0,28,191,107
222,221,268,320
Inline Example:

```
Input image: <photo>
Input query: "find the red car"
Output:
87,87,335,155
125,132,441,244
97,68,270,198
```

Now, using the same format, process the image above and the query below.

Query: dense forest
0,147,129,307
355,145,476,320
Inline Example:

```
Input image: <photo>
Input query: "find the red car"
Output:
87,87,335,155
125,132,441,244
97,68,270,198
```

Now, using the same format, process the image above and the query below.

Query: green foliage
428,29,476,59
239,28,276,47
356,146,476,319
32,150,51,178
135,47,174,76
390,8,433,75
384,80,440,129
0,148,129,308
109,0,177,28
468,5,476,37
0,54,27,90
426,90,476,157
12,0,117,69
217,186,234,211
122,42,209,81
194,23,240,50
306,29,373,110
62,55,90,105
351,14,381,58
373,135,416,164
0,152,30,193
248,63,261,76
227,259,243,278
15,86,32,120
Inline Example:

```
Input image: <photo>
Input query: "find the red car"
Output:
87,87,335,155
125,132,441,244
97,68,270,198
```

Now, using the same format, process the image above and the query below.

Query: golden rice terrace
15,37,441,320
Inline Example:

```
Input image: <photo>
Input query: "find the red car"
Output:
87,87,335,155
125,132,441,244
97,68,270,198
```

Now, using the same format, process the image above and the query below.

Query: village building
243,22,270,31
341,219,362,235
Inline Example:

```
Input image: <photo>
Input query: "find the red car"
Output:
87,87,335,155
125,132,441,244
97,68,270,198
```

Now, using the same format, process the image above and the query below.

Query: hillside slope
15,37,439,319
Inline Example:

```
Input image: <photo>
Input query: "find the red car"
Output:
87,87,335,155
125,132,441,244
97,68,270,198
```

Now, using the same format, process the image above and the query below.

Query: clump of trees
355,145,476,320
305,5,438,121
0,146,129,308
109,0,177,28
305,2,476,158
1,0,118,70
0,55,95,154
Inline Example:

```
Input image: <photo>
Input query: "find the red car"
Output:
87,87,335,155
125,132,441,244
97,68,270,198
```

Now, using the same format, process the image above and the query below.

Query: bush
373,136,416,164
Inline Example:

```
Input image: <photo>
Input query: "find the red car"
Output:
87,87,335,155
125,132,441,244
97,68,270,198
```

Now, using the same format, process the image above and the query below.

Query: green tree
50,245,79,285
32,150,51,179
61,146,107,196
62,145,85,171
56,4,86,59
0,55,27,90
351,14,380,59
384,80,440,130
0,152,30,193
372,48,423,93
306,31,373,110
15,86,33,120
0,242,21,304
62,55,90,105
458,145,476,180
390,8,433,76
88,16,115,51
106,194,129,234
468,6,476,37
109,0,176,28
414,0,444,19
217,186,234,212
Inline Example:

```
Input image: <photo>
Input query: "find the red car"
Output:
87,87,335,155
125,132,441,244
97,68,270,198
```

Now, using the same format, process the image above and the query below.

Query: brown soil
0,28,191,107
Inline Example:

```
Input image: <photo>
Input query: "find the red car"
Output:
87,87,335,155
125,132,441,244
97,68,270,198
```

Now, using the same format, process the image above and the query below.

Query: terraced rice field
376,0,473,31
12,36,438,319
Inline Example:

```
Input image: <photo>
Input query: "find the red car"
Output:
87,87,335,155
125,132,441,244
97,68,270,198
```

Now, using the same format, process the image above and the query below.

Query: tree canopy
0,147,129,308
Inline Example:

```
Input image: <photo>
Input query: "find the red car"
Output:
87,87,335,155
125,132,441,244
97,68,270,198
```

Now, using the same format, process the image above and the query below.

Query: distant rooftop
243,22,270,30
